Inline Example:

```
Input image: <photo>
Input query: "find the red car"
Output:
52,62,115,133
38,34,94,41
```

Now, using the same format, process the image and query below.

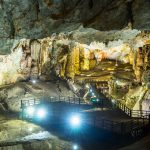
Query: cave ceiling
0,0,149,39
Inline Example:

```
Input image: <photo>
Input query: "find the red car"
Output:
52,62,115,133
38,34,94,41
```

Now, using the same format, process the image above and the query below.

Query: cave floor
0,107,149,150
0,79,149,150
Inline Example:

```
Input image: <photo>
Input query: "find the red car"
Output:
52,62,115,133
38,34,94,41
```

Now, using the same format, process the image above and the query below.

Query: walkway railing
47,96,84,105
21,97,150,119
21,96,86,108
114,100,150,119
85,115,149,137
20,97,150,137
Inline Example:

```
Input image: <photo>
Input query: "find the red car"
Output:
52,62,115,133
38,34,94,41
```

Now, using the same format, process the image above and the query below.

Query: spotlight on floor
73,144,78,150
31,79,36,84
37,108,46,119
69,114,81,128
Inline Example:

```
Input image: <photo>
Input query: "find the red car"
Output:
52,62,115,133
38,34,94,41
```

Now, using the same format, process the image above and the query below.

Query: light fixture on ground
69,114,81,128
73,144,78,150
31,79,36,84
37,108,46,118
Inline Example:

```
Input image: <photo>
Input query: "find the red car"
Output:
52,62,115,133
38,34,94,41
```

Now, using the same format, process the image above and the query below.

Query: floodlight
32,80,36,84
92,92,95,96
73,144,78,150
37,108,46,118
69,114,81,128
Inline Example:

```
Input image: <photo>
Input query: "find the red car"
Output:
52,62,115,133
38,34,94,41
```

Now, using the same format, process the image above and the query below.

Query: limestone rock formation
0,28,149,87
0,0,149,41
0,0,149,111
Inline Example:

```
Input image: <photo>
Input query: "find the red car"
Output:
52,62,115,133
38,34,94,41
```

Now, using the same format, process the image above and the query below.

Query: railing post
149,114,150,126
21,100,23,120
22,108,24,120
79,98,80,105
21,100,22,109
59,95,60,102
129,110,132,117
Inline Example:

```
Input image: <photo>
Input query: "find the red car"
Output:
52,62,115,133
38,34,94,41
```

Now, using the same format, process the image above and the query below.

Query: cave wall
0,28,149,87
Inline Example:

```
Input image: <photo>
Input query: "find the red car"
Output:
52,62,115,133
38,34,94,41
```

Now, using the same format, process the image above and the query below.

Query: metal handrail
114,100,150,119
21,96,85,108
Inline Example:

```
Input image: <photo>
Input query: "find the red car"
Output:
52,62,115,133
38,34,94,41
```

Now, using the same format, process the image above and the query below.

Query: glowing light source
69,114,81,128
32,80,36,84
37,108,46,118
73,144,78,150
111,99,116,104
86,84,89,88
92,92,95,96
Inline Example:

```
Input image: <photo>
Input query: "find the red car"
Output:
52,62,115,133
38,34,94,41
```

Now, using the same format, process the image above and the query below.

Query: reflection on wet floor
0,104,136,150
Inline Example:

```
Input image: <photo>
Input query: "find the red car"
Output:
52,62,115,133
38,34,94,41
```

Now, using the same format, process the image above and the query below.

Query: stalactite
127,0,133,29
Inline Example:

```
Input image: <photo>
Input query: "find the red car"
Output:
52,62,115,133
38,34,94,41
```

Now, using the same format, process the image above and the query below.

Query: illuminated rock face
0,46,23,85
0,28,149,87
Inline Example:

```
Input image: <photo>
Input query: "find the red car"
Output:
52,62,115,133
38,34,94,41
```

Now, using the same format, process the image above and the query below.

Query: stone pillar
89,51,97,69
65,48,75,79
80,47,90,71
74,46,80,75
134,47,144,82
149,114,150,126
30,40,41,78
40,40,50,75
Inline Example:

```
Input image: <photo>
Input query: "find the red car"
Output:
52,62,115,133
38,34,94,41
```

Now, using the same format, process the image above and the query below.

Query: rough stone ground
0,114,74,150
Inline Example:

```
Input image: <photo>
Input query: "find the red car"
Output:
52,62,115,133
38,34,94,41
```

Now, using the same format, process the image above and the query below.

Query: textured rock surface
0,28,149,86
0,0,149,40
0,0,149,54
